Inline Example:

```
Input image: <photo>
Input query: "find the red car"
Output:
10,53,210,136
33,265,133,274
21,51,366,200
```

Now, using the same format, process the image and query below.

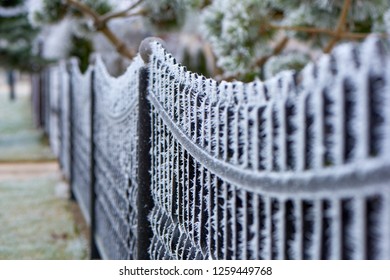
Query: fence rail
33,36,390,260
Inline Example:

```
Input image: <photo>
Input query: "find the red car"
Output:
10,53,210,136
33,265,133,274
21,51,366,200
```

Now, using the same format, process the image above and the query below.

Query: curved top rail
94,54,144,122
94,54,143,82
149,92,390,195
68,57,94,77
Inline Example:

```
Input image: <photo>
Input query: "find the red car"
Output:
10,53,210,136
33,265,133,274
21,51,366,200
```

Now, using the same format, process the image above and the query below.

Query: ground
0,77,54,162
0,73,88,259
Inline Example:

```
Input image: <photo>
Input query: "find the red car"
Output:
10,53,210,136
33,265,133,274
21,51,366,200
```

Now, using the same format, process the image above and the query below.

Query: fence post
137,65,153,260
67,62,76,201
137,37,165,260
89,68,100,259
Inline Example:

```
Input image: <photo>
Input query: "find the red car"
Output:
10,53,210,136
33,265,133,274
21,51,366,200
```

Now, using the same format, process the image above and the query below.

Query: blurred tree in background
28,0,211,75
1,0,388,80
201,0,390,80
0,0,45,72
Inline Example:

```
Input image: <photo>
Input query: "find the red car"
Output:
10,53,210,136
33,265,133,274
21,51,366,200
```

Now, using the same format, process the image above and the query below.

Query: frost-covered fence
37,36,390,260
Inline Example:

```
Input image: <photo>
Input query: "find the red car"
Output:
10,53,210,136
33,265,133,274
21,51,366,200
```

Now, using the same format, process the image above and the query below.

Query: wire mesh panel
69,59,93,224
147,37,390,260
93,56,143,259
58,61,71,181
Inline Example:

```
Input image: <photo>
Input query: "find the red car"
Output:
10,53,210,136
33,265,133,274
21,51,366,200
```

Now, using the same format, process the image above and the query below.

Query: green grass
0,175,88,259
0,93,55,162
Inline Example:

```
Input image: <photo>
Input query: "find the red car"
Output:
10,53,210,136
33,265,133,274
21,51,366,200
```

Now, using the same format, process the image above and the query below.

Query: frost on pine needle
264,52,310,80
201,0,273,79
199,0,390,79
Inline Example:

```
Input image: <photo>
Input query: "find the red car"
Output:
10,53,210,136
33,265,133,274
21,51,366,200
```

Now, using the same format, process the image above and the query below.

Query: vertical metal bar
89,68,100,259
137,66,154,260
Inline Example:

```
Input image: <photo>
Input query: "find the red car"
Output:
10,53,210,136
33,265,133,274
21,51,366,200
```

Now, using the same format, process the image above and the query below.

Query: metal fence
33,36,390,260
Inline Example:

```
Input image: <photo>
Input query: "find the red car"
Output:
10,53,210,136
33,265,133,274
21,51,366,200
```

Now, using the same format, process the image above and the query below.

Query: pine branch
66,0,100,22
65,0,136,59
323,0,351,53
267,24,386,40
255,36,289,68
264,0,385,48
100,0,145,23
121,9,149,19
217,36,289,81
202,42,222,77
99,26,136,58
